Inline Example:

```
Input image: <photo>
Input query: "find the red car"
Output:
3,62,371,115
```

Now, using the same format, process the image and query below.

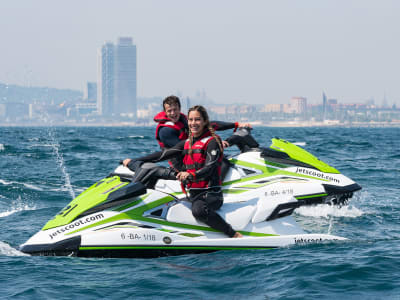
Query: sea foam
0,241,29,256
295,204,364,219
0,197,37,218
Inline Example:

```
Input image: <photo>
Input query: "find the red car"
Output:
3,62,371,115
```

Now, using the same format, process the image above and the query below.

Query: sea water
0,126,399,299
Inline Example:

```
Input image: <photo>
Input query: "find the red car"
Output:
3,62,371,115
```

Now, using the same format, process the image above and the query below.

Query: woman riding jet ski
20,111,361,257
124,105,243,238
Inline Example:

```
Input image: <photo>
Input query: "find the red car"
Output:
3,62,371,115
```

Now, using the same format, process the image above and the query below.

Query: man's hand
238,122,252,128
122,158,131,167
222,140,230,148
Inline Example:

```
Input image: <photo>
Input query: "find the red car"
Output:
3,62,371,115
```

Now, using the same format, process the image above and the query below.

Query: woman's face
188,110,206,137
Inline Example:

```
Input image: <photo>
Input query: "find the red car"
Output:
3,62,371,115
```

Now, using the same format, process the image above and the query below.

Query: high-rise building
97,43,115,116
322,92,327,120
114,37,137,117
290,97,307,114
84,82,97,101
97,38,137,117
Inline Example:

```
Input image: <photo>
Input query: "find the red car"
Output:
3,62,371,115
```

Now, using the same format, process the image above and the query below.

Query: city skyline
1,1,400,105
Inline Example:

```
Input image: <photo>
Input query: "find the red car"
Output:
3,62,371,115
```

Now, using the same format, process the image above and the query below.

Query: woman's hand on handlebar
176,171,191,181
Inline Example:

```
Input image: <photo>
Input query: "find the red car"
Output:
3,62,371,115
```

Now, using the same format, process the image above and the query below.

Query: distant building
209,105,226,115
97,38,137,118
97,42,115,116
84,82,97,101
114,37,137,117
328,99,337,105
75,102,97,116
2,102,29,120
263,104,282,113
290,97,307,114
283,103,293,114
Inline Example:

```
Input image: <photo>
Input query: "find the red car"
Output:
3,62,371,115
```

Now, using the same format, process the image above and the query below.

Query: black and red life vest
154,111,188,149
182,130,223,189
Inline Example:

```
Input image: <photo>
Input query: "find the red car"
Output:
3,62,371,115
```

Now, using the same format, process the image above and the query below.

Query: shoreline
1,121,400,128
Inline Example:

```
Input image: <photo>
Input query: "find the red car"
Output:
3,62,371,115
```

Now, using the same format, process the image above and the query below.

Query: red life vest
182,130,223,189
154,111,188,149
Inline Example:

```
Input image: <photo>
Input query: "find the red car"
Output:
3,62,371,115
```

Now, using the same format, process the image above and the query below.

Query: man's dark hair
163,95,181,111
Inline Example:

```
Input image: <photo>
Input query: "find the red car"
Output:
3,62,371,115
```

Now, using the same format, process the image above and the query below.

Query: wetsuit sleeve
224,134,242,147
190,139,222,180
210,121,237,131
128,140,185,168
158,127,181,148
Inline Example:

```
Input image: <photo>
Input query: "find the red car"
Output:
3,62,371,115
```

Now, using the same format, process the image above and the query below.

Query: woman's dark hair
187,105,223,157
163,95,181,111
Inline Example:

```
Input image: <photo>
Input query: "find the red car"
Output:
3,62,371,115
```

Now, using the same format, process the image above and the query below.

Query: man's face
164,103,181,123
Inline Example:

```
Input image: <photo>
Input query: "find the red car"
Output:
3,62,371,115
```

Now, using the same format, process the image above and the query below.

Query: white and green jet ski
20,129,361,258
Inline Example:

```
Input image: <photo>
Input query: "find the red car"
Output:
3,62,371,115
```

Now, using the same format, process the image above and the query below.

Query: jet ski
20,129,361,258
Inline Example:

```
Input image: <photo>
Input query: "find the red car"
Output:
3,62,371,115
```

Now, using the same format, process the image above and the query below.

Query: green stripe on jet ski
295,193,327,200
224,159,332,186
178,233,204,237
259,159,288,168
238,183,269,189
113,195,148,212
222,189,248,194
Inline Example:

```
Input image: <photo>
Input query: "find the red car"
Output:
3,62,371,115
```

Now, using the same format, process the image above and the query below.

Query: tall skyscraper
115,37,137,117
322,92,327,120
97,37,137,118
97,42,115,116
84,82,97,101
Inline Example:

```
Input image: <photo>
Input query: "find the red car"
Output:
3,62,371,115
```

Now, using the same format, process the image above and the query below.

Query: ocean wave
27,143,55,148
0,179,44,191
128,135,146,139
295,204,364,219
0,179,12,186
0,201,37,218
0,144,4,151
293,142,306,146
0,241,29,256
0,193,37,215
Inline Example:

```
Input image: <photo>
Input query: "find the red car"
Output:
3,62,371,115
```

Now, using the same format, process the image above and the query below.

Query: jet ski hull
21,232,346,258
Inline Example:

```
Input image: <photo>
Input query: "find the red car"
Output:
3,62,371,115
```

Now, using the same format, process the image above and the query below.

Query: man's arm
211,121,252,131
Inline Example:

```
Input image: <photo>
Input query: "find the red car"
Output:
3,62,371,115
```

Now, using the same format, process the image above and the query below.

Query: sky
1,0,399,105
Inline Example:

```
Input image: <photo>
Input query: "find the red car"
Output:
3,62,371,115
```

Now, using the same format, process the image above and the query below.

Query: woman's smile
188,111,206,137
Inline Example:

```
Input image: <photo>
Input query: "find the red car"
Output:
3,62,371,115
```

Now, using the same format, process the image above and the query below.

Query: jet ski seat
166,199,258,231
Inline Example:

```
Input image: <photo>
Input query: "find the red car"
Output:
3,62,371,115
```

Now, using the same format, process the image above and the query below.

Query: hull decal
65,195,277,237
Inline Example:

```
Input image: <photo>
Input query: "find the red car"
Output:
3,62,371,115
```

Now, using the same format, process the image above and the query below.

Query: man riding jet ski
20,126,361,258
